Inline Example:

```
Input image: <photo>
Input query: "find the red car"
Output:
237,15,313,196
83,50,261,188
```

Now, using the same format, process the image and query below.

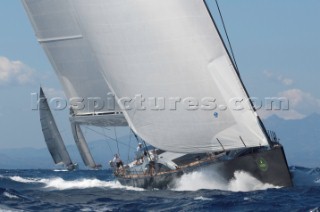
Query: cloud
263,71,294,86
258,89,320,120
42,87,66,99
0,56,36,86
280,89,320,114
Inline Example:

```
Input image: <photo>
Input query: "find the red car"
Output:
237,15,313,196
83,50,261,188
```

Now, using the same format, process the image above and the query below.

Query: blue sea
0,167,319,211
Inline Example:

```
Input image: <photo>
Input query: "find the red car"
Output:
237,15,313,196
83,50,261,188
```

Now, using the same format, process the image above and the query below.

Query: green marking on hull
256,157,268,172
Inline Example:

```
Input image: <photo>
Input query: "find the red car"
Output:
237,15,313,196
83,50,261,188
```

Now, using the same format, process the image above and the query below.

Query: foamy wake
9,176,143,191
174,170,279,192
43,178,143,191
9,176,46,184
194,196,213,201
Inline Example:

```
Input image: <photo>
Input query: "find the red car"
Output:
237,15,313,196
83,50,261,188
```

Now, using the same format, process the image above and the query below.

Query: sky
0,0,319,149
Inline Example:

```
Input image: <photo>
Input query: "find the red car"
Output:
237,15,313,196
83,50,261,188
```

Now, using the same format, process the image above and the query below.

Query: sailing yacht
24,0,292,188
39,87,78,171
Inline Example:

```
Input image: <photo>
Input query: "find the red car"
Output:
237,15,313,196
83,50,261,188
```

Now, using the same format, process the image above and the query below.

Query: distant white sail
39,87,73,167
24,0,269,153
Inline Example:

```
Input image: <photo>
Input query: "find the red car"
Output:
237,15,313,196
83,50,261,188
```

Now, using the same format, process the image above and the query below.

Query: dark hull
117,146,293,189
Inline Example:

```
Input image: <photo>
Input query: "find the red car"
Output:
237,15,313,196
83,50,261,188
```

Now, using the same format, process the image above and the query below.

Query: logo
256,157,268,172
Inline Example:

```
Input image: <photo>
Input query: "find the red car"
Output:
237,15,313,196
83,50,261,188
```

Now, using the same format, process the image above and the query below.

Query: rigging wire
130,129,152,161
214,0,240,74
131,129,140,145
83,126,135,149
114,127,120,156
102,127,114,155
127,133,132,163
142,139,152,161
213,0,273,145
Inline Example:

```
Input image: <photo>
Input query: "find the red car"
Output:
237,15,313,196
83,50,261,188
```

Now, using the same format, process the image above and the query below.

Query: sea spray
173,169,227,191
173,170,278,192
227,171,278,192
43,178,144,191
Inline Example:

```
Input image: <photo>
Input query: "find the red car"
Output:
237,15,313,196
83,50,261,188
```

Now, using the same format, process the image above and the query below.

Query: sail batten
38,35,83,43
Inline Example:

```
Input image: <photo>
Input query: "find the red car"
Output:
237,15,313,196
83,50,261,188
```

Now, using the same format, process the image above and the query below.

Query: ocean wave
43,178,144,191
9,176,46,184
0,205,24,212
53,170,68,172
173,170,279,192
0,168,319,211
194,196,213,201
3,191,19,199
9,175,143,191
80,206,114,212
290,166,320,186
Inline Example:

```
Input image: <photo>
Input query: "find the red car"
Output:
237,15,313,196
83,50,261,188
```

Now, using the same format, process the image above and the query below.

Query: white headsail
24,0,269,153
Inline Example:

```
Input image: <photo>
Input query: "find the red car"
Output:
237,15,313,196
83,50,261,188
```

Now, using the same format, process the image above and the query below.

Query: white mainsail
24,0,269,153
39,87,74,167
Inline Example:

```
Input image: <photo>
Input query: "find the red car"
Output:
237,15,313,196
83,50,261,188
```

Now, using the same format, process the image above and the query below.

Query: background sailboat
39,87,77,171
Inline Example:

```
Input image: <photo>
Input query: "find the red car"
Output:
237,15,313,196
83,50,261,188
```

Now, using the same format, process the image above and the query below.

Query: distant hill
263,113,320,167
0,114,319,169
0,136,135,170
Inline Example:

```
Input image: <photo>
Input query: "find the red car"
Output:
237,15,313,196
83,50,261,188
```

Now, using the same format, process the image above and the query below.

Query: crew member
112,154,123,168
149,149,158,175
135,143,144,164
